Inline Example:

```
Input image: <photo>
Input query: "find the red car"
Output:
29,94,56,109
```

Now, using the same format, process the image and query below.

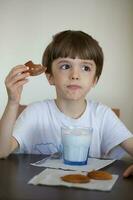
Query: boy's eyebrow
81,61,94,65
81,60,95,65
57,59,70,64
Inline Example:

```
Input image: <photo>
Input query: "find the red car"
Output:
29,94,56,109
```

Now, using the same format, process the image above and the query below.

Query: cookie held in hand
61,174,90,183
25,60,45,76
87,170,112,180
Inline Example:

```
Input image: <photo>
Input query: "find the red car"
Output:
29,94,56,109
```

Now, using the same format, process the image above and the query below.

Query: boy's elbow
0,138,18,159
0,151,11,159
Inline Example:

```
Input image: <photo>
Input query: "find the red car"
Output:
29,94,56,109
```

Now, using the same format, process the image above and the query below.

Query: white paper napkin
28,168,118,191
31,158,115,172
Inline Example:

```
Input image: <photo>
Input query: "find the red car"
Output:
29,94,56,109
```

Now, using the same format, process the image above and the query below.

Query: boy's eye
81,65,91,72
60,64,70,70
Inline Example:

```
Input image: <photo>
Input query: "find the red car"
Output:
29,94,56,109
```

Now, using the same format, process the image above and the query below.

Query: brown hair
42,30,104,81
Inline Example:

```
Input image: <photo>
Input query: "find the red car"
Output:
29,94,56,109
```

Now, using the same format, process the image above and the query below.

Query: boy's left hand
123,164,133,177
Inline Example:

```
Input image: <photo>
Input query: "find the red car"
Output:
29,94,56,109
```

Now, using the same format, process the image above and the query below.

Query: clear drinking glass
61,127,92,165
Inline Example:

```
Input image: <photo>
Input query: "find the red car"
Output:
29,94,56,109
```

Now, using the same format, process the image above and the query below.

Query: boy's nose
70,68,80,80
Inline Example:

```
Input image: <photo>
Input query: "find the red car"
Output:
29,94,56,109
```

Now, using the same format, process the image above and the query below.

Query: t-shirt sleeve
100,108,133,159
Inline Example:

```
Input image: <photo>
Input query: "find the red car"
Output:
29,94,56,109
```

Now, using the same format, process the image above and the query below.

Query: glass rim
61,126,91,130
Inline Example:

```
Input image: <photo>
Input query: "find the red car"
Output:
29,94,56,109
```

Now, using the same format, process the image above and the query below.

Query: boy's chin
64,94,86,101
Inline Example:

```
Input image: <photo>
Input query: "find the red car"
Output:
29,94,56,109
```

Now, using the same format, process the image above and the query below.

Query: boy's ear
45,73,55,85
92,77,98,87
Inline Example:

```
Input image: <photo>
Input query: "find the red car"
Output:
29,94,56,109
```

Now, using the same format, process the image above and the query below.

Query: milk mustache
62,127,92,165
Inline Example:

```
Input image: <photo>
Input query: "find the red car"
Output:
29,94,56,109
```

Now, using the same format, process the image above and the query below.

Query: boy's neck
55,98,87,119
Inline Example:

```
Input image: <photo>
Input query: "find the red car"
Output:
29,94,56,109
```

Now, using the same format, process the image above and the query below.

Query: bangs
51,31,98,61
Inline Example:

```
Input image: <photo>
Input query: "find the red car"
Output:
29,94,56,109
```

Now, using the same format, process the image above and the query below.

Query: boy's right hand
5,65,30,105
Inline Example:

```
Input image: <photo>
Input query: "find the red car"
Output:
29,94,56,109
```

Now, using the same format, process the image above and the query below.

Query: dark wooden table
0,154,133,200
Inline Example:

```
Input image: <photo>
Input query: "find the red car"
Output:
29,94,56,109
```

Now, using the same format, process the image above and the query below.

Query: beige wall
0,0,133,132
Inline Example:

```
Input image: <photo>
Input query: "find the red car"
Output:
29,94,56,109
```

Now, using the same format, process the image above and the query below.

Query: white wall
0,0,133,132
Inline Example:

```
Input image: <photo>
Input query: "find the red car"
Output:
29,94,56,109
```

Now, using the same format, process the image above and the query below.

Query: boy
0,30,133,163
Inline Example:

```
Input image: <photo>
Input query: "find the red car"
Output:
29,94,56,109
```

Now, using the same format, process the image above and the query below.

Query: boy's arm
0,102,19,158
0,65,29,158
120,137,133,157
120,137,133,177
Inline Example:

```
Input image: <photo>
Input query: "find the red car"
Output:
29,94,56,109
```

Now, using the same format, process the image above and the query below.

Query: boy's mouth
67,85,81,90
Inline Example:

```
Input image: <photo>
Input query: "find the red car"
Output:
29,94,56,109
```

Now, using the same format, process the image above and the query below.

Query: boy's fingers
14,79,29,87
8,65,29,78
5,70,30,86
5,72,29,104
8,79,29,91
123,165,133,177
13,72,30,82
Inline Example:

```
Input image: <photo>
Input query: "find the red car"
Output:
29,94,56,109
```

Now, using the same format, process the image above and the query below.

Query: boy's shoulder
24,99,55,113
29,99,54,106
88,99,109,109
87,99,112,116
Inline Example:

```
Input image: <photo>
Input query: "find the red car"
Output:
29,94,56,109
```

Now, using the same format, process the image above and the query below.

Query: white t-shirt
13,99,133,159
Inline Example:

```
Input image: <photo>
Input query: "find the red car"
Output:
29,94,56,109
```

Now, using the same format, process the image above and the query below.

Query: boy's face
46,57,97,101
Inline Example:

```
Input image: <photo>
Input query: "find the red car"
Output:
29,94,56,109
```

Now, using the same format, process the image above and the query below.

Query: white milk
62,127,91,165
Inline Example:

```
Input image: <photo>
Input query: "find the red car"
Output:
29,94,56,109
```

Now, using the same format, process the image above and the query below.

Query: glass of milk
61,127,92,165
